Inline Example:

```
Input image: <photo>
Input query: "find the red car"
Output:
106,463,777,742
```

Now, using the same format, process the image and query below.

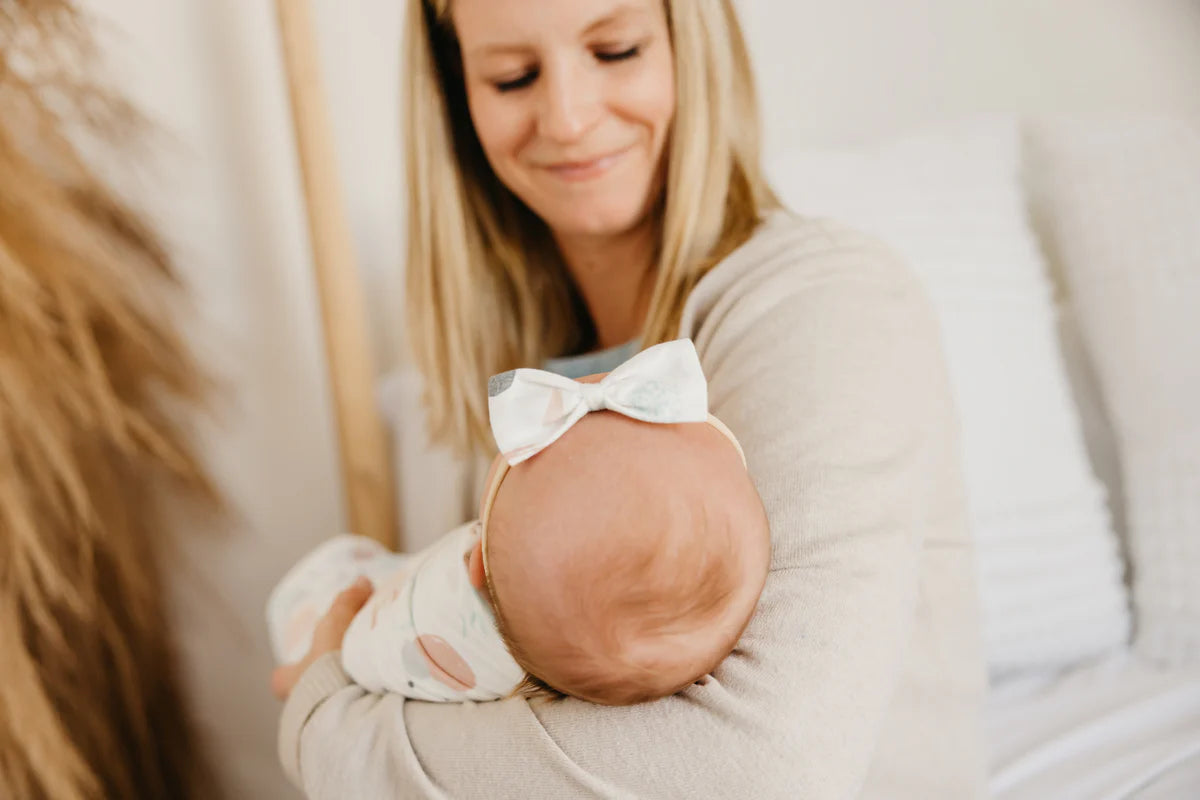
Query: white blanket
988,654,1200,799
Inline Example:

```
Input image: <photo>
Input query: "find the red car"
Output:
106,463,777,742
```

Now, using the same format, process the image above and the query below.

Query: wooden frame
274,0,397,547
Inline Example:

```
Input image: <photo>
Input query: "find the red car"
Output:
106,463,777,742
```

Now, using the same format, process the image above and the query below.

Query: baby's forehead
485,410,757,588
511,412,740,482
493,415,748,532
493,445,747,583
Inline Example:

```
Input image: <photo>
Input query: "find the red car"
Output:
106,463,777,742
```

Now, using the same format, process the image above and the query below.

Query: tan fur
1,3,221,798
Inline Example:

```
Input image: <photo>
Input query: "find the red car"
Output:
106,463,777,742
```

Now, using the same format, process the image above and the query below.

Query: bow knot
488,339,709,465
581,382,608,412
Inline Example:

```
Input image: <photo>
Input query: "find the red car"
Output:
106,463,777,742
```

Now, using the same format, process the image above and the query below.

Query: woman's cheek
635,50,676,132
468,92,522,164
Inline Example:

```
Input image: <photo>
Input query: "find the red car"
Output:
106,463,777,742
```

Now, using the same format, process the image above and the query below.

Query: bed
988,656,1200,799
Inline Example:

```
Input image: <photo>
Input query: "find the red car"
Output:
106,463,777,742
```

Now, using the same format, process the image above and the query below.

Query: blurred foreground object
0,2,221,798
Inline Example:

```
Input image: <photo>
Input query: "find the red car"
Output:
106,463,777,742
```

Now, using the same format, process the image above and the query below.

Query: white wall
80,1,1200,797
739,0,1200,154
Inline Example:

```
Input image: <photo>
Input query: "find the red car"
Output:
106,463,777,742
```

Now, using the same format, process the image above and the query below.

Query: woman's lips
543,146,631,182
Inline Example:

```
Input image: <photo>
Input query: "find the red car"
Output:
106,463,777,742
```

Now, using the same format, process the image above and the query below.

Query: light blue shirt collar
542,339,640,380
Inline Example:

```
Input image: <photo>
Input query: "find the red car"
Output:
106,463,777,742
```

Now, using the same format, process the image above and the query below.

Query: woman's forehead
452,0,660,51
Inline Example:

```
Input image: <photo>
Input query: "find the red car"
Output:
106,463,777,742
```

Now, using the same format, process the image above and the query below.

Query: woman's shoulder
711,210,919,298
679,210,929,341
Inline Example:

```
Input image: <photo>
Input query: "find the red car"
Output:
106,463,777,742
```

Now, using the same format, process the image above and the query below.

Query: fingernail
353,576,371,590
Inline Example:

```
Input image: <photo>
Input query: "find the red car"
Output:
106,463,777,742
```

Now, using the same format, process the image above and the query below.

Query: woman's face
453,0,675,239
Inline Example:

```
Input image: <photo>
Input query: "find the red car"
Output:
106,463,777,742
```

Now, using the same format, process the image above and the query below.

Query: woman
272,0,988,796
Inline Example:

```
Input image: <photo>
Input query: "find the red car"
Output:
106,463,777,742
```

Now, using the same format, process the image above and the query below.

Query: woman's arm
278,230,985,799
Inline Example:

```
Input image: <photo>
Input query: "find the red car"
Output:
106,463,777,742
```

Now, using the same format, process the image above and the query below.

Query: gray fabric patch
488,371,515,397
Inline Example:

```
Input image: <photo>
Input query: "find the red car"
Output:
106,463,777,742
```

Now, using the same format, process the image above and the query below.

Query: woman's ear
467,538,487,592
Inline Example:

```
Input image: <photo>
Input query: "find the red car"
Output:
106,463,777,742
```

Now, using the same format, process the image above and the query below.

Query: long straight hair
403,0,777,458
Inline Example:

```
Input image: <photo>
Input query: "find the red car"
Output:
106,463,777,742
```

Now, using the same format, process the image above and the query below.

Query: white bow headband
488,338,712,466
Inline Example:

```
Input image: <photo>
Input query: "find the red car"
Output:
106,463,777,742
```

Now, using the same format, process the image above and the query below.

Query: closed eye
492,43,642,92
495,70,538,93
595,45,640,63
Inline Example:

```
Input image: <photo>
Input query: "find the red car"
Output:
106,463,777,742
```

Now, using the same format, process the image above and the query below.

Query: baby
267,339,771,706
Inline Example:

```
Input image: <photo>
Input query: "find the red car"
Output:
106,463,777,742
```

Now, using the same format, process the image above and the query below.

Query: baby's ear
467,539,487,592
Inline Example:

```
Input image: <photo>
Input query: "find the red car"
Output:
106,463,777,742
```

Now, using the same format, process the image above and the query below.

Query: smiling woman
275,0,988,797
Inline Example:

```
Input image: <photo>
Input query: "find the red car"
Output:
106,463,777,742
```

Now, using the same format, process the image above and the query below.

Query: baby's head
469,376,770,706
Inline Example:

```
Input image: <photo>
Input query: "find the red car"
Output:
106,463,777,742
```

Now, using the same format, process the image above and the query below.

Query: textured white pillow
768,115,1131,678
1025,115,1200,666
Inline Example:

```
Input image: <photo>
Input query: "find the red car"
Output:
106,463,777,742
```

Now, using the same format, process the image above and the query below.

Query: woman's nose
536,57,601,144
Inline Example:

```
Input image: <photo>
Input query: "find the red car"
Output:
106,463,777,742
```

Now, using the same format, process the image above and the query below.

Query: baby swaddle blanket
341,522,527,700
267,523,526,701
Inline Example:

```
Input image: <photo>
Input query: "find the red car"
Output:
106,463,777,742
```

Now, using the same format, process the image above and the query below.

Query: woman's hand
270,577,374,701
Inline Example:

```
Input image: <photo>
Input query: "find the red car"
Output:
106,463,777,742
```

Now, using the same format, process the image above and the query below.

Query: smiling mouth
544,147,631,182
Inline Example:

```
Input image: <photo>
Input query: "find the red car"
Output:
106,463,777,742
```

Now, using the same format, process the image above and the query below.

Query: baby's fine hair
485,494,763,707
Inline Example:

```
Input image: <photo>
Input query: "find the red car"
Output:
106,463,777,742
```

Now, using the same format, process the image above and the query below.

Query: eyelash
596,45,641,63
493,45,642,93
496,72,537,93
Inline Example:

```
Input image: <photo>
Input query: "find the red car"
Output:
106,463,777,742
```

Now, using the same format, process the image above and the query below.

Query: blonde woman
272,0,988,796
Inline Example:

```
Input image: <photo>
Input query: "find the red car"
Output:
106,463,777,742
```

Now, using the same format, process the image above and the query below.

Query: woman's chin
541,204,648,240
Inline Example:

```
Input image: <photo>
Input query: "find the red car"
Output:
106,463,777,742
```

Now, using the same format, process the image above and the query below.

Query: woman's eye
489,43,640,91
595,45,640,63
494,70,538,93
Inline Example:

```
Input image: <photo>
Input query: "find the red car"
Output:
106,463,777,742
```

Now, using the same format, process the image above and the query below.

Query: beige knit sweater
278,212,990,799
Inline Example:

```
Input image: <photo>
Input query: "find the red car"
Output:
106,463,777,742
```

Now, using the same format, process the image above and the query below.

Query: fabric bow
487,338,709,465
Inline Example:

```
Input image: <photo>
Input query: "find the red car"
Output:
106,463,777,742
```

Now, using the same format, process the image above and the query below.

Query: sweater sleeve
277,225,973,799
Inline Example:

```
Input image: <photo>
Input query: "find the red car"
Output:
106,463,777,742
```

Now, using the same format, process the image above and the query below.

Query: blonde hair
402,0,778,457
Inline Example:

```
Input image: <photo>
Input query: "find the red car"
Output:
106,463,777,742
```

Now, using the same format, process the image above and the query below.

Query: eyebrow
465,3,649,59
582,3,647,35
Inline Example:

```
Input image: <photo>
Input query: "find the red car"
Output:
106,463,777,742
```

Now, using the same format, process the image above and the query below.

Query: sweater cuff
278,651,353,790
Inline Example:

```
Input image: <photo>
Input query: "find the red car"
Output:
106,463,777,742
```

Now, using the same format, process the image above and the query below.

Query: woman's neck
554,216,659,351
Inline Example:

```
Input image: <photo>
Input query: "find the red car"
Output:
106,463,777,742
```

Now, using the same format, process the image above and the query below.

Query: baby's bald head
483,409,770,706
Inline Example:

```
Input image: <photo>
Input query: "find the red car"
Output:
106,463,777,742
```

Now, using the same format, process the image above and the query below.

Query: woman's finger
272,577,374,703
313,577,374,640
333,576,373,615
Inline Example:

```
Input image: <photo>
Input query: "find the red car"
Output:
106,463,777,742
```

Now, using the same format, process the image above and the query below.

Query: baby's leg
265,535,410,665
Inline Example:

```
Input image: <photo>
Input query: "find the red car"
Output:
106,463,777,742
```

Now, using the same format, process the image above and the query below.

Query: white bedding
987,653,1200,799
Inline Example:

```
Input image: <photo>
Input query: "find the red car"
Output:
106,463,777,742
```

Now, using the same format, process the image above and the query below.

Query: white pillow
768,114,1131,679
1024,114,1200,667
